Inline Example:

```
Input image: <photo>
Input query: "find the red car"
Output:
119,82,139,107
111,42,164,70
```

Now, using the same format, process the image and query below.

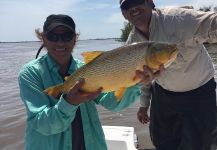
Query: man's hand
135,65,165,85
65,79,103,105
137,107,150,124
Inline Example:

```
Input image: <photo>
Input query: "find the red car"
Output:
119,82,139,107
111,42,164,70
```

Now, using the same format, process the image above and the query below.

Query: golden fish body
44,41,178,100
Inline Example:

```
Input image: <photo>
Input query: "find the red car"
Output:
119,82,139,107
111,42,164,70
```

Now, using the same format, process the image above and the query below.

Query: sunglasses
120,0,145,10
45,31,75,42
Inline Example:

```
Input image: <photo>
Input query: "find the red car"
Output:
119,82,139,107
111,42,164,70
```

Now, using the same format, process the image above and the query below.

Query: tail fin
43,84,63,98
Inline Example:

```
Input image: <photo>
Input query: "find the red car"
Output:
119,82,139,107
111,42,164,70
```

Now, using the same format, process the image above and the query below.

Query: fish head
146,42,178,70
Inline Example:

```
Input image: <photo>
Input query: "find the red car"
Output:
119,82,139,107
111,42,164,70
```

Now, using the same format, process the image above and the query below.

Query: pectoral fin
133,74,140,82
81,51,103,64
114,87,127,102
133,70,142,83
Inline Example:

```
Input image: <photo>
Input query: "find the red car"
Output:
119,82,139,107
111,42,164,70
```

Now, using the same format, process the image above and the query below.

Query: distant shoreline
0,38,121,43
1,39,216,45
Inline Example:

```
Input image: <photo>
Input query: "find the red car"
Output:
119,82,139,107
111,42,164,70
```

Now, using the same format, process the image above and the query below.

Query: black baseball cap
35,14,76,59
120,0,146,10
43,14,75,34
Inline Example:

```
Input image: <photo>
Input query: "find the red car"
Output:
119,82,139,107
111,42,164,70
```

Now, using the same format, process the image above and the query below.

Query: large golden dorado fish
44,41,178,101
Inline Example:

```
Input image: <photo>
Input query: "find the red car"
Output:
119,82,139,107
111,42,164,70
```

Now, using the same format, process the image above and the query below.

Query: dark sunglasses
46,31,75,42
120,0,145,10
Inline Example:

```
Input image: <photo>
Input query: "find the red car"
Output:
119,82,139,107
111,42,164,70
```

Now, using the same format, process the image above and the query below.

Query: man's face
121,1,152,28
43,26,76,65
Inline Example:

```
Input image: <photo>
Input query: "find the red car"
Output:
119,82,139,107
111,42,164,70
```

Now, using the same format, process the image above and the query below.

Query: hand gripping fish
43,41,178,101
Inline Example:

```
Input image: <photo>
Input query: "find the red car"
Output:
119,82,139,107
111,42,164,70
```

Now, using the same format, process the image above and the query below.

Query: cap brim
120,0,145,10
46,22,74,33
120,0,128,8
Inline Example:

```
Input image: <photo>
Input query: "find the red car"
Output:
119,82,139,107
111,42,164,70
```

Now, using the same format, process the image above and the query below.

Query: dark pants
149,78,217,150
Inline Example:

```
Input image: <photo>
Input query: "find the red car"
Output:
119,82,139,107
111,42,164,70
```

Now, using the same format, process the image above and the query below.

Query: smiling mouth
55,48,66,52
130,11,143,24
131,10,140,16
130,8,142,17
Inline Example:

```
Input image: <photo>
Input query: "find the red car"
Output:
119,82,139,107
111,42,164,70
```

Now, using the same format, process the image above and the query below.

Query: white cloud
0,0,87,41
68,2,113,12
3,0,216,42
155,0,217,9
82,3,111,10
106,13,125,24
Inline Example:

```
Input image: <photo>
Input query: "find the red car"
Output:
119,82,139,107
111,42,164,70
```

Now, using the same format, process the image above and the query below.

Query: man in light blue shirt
18,14,146,150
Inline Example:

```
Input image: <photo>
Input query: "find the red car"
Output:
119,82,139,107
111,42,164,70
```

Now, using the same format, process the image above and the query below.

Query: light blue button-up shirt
18,54,141,150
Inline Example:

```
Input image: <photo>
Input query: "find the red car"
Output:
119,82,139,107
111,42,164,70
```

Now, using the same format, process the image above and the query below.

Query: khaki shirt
126,7,217,107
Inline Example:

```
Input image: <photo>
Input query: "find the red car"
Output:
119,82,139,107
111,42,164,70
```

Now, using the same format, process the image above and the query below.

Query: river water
0,39,216,150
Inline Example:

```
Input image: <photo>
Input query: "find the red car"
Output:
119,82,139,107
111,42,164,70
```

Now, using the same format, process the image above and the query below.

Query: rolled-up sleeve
140,84,152,107
193,11,217,43
166,8,217,43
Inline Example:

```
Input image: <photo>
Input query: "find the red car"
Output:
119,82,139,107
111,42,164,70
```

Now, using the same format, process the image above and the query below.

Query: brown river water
0,40,216,150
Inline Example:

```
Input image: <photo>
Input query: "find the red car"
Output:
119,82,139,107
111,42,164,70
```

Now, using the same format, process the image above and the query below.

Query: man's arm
137,85,152,124
193,11,217,43
140,84,152,108
18,67,79,136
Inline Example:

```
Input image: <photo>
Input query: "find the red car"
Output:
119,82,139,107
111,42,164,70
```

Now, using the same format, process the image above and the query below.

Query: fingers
137,113,150,124
143,65,154,79
152,64,165,78
66,78,103,105
70,78,85,94
135,66,154,85
139,65,154,80
137,113,143,123
137,107,150,124
137,115,143,123
81,87,103,100
136,65,165,85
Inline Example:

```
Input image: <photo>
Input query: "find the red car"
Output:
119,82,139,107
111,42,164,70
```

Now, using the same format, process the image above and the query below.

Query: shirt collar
46,53,77,74
149,9,157,39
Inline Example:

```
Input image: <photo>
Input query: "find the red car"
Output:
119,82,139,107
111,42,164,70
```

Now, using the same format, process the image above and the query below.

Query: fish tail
43,84,64,98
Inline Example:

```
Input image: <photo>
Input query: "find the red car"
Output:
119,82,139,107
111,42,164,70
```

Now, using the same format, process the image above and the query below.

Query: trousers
150,78,217,150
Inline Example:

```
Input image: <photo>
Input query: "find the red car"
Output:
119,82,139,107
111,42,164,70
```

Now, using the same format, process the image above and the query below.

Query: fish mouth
164,46,178,68
170,46,178,59
166,44,178,58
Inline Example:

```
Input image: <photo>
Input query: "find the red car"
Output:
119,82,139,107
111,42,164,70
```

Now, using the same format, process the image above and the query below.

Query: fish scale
44,41,178,101
76,44,145,91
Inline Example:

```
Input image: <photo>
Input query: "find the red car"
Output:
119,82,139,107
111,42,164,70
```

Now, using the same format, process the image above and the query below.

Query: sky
0,0,217,42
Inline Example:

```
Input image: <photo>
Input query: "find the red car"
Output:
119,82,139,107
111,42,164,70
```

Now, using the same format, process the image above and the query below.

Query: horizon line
0,37,121,43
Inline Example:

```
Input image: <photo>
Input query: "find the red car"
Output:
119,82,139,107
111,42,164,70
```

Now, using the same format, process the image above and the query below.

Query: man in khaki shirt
120,0,217,150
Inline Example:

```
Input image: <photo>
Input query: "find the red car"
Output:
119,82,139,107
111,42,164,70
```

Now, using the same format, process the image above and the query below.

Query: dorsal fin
81,51,103,64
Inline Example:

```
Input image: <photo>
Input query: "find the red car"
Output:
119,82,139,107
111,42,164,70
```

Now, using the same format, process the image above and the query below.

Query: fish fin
133,75,140,82
43,84,63,98
132,71,142,83
81,51,103,64
114,87,127,102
